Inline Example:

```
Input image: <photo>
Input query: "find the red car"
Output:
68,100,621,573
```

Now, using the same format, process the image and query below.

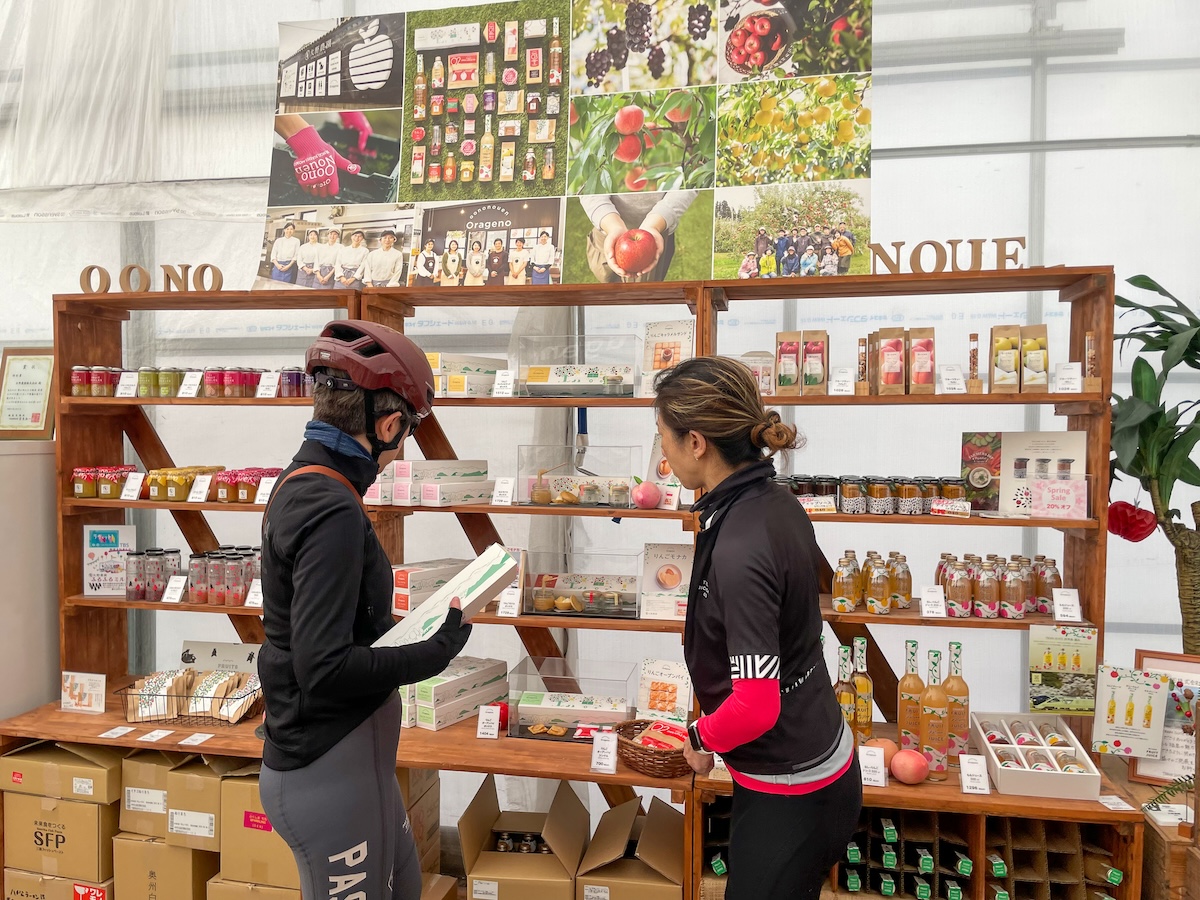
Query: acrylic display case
523,549,642,619
517,444,640,508
507,656,635,739
516,334,642,397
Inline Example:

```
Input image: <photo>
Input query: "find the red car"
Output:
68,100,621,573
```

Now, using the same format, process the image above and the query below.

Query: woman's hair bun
750,410,799,455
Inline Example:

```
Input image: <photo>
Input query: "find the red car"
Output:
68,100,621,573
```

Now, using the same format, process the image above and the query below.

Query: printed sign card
1093,665,1172,759
1028,625,1098,713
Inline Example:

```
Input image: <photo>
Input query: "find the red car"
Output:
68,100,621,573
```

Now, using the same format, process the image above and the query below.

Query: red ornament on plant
1107,500,1157,542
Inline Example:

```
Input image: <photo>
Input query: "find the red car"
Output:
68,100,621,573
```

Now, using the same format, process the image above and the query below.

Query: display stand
0,268,1137,900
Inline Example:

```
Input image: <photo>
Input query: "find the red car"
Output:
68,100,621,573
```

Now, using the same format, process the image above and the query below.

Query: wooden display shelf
53,288,358,313
61,395,660,410
365,282,702,310
806,512,1099,529
64,594,264,616
819,596,1093,629
472,612,685,634
694,770,1142,823
765,392,1105,411
0,696,692,793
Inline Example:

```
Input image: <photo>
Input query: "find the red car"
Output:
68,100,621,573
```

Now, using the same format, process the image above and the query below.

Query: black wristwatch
688,720,707,753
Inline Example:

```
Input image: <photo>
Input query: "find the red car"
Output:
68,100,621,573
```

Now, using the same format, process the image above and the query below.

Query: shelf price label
492,477,515,506
828,367,856,396
161,575,188,604
137,729,174,743
179,732,213,747
959,754,991,794
254,476,278,505
1056,362,1083,394
115,372,139,398
187,474,212,503
476,704,502,739
245,579,264,609
492,370,516,398
858,746,887,786
800,496,837,515
590,729,618,774
930,498,971,518
120,472,145,501
256,371,281,399
495,585,521,618
177,371,203,398
938,365,967,394
1052,588,1083,622
920,586,948,618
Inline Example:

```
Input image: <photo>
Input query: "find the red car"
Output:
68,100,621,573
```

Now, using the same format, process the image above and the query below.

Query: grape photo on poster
572,0,718,93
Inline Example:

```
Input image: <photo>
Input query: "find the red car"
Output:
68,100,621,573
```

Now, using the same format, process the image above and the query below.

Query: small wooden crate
1184,845,1200,900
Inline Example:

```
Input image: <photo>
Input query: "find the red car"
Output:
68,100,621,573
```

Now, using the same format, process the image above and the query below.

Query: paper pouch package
374,545,519,649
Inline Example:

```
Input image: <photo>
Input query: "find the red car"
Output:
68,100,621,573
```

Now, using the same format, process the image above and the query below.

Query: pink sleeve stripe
696,677,780,754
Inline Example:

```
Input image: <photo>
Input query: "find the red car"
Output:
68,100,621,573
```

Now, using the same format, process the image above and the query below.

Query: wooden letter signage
869,237,1027,275
78,264,225,293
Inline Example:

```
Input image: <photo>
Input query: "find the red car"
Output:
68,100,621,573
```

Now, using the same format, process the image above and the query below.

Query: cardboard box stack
414,657,508,732
576,798,686,899
392,558,473,616
398,768,443,875
1,742,123,897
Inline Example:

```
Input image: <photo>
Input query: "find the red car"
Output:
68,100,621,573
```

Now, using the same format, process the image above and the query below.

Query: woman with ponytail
654,357,862,900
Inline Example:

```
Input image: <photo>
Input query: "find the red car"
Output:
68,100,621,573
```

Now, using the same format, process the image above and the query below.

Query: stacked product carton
401,656,509,732
392,558,473,616
366,458,493,508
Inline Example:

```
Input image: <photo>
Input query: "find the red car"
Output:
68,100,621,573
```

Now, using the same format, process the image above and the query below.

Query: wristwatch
688,720,707,753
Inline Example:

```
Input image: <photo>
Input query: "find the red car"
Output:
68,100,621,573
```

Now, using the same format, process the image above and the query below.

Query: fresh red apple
613,229,658,274
730,28,748,47
613,104,645,135
890,749,930,784
771,34,784,51
631,479,663,509
753,16,773,36
624,167,649,191
744,34,761,53
730,47,748,65
749,50,767,66
614,134,642,164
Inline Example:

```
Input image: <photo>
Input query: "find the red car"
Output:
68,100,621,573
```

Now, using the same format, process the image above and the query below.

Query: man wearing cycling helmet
258,320,472,900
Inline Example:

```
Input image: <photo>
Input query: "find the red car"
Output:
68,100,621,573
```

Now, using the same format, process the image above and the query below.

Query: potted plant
1110,275,1200,652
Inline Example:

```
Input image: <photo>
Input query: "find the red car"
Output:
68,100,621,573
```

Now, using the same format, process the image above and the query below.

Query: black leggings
260,693,421,900
727,755,863,900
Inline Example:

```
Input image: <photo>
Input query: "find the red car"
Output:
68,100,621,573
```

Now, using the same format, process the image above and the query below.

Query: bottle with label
541,147,555,180
852,636,873,743
1106,690,1116,724
443,152,457,184
1142,691,1154,728
1124,691,1135,727
548,17,564,86
974,562,999,618
484,51,497,85
1039,558,1062,611
943,641,970,766
946,562,973,617
431,125,443,157
523,146,537,181
834,645,857,733
890,555,912,609
431,55,445,90
1018,557,1036,613
832,557,859,613
845,550,863,601
1083,856,1124,887
866,564,891,615
1058,647,1068,670
898,639,924,752
413,54,428,121
934,552,951,588
919,649,949,781
999,562,1025,619
479,115,495,182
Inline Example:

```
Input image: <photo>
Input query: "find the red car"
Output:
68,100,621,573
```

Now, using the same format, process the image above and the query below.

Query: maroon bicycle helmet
306,319,435,418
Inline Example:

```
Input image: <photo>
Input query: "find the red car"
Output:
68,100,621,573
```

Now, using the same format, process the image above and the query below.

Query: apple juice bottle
835,645,858,733
853,636,873,743
898,639,924,752
919,650,949,782
943,641,970,766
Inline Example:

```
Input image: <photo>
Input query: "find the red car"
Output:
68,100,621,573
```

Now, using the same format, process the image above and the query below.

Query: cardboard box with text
576,797,685,900
2,868,113,900
206,875,300,900
121,750,195,838
114,832,219,900
219,771,300,890
166,756,252,853
1,743,125,805
396,767,439,808
3,793,119,883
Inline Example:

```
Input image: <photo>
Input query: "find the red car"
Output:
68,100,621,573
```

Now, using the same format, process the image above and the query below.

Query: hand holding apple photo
605,225,665,277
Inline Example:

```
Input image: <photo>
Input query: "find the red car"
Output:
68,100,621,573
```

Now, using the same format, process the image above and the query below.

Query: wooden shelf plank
694,769,1142,823
0,697,691,791
805,512,1099,529
472,613,684,634
54,289,357,312
710,267,1113,303
64,594,263,616
819,596,1093,630
364,282,700,309
765,393,1105,410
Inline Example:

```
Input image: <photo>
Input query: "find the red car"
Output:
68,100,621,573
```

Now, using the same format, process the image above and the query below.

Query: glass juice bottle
974,562,999,618
835,645,857,732
832,558,859,613
548,17,564,86
946,562,972,617
867,565,891,615
845,550,863,600
1019,557,1036,613
890,555,913,609
1039,559,1062,613
934,552,951,587
479,115,495,182
1000,562,1025,619
412,54,428,121
919,650,949,781
898,639,924,752
853,636,873,743
943,641,970,766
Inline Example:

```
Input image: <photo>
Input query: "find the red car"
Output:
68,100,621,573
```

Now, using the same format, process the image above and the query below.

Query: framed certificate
0,347,55,440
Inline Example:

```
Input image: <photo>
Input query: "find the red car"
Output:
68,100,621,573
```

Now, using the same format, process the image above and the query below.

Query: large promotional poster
262,0,871,288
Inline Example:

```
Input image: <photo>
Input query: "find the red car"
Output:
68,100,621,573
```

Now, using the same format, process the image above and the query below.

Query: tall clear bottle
548,17,564,86
919,649,949,781
890,555,913,610
943,641,970,766
897,639,924,752
852,636,873,743
412,54,428,121
946,561,972,617
834,645,858,733
832,557,860,613
844,550,863,601
479,115,495,182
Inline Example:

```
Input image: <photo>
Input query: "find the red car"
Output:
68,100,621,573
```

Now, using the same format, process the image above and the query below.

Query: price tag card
591,730,618,774
959,754,991,794
254,476,278,505
476,704,502,739
115,371,139,398
120,471,145,501
98,726,135,739
858,746,888,786
492,370,516,398
177,371,203,398
492,477,516,506
800,496,838,515
179,733,214,747
828,367,856,396
1053,588,1083,622
939,365,967,394
161,575,188,604
137,730,174,743
256,371,281,399
61,672,106,714
495,585,521,618
187,474,212,503
930,498,972,518
920,586,948,618
1056,362,1083,394
245,579,264,609
1099,794,1135,812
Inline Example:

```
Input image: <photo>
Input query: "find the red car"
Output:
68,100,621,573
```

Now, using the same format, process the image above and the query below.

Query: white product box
401,684,417,728
364,481,394,506
638,543,693,621
440,373,497,398
394,459,489,483
970,711,1100,801
416,657,508,706
420,480,495,507
426,352,507,375
394,559,472,594
379,462,395,484
416,682,508,731
392,482,421,507
374,546,519,648
516,691,630,728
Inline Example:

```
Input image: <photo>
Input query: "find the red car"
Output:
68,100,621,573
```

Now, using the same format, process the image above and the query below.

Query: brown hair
653,357,802,465
313,367,412,436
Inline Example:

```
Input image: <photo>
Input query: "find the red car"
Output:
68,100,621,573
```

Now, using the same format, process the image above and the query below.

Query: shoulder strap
262,464,366,524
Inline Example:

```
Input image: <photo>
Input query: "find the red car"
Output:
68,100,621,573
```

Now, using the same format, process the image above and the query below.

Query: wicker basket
614,719,693,779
